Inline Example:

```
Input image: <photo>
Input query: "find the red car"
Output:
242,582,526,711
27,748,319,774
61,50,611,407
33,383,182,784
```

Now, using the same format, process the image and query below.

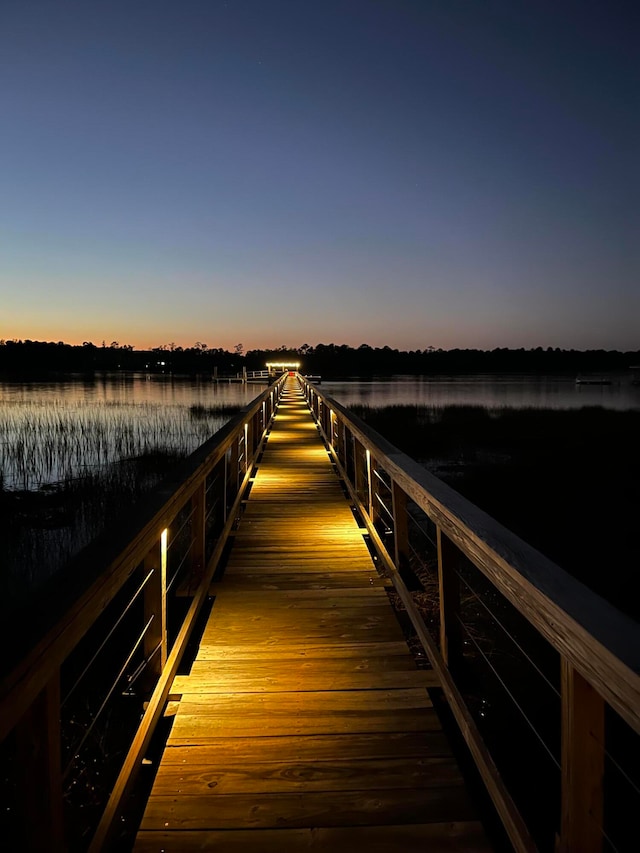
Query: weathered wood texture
134,379,492,852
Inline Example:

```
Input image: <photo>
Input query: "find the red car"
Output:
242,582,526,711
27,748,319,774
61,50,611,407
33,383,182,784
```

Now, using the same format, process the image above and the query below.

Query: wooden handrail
303,379,640,730
300,375,640,853
0,375,286,850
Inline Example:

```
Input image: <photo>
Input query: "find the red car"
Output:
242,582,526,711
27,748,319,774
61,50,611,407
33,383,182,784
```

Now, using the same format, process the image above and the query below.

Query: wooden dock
133,379,492,851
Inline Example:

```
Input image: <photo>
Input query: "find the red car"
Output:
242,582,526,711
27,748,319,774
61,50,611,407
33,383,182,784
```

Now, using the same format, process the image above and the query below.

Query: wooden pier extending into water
133,378,490,851
1,372,639,853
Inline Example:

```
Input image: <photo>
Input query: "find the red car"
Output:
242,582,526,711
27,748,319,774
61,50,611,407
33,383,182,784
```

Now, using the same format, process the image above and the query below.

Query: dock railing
0,374,287,852
301,374,640,853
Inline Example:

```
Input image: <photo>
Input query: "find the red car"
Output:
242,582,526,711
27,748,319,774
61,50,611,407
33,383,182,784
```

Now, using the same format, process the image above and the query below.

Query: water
1,372,637,600
0,373,259,490
0,373,262,599
319,374,640,411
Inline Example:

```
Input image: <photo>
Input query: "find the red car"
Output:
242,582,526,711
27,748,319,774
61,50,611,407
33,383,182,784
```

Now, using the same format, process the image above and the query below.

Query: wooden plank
173,688,432,714
149,756,464,795
140,786,478,830
176,655,421,676
209,588,390,605
168,709,440,739
210,572,390,590
173,669,438,693
193,641,413,660
134,822,491,852
159,731,453,763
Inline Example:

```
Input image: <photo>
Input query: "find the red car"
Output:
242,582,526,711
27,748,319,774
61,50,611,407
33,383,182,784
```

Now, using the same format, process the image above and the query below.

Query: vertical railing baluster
436,526,462,668
559,660,605,853
15,672,64,851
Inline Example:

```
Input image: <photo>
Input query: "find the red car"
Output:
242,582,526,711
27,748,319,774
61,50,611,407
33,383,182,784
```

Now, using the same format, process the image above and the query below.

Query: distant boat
575,376,612,385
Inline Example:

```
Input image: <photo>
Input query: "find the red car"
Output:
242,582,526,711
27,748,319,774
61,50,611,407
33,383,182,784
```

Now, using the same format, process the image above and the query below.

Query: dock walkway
133,379,492,851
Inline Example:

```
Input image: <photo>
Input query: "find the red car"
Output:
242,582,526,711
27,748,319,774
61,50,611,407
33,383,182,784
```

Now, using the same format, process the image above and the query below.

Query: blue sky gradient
1,1,637,350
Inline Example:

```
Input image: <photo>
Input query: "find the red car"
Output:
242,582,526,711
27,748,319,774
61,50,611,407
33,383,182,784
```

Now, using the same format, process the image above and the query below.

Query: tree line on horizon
0,338,638,378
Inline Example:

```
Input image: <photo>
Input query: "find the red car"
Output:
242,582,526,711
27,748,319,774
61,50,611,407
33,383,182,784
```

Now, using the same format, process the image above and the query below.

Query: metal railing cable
167,536,195,594
123,641,162,694
453,567,560,699
166,504,196,548
374,491,395,525
205,472,220,496
407,510,437,550
205,495,221,524
455,613,561,771
62,615,155,781
61,568,155,708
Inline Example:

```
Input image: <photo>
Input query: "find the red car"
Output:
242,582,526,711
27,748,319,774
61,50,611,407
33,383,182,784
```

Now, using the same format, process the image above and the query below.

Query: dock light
161,528,168,584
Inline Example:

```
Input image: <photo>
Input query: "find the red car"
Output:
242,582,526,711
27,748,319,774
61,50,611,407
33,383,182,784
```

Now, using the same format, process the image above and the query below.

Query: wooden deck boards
133,379,492,852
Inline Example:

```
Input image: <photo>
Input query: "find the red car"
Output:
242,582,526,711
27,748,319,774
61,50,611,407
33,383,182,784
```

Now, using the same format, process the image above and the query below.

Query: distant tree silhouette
0,339,638,379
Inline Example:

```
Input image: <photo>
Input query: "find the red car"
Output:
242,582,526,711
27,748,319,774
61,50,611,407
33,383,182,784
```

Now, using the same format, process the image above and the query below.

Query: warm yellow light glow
265,361,300,370
160,528,168,585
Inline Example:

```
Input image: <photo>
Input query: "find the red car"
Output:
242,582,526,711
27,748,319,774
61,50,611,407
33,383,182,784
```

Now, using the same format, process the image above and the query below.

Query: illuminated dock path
133,378,492,851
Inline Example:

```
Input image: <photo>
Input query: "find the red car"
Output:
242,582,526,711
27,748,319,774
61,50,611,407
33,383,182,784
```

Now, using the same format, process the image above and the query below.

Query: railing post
559,660,605,853
144,530,167,682
227,439,239,519
352,435,364,509
15,672,64,852
392,480,410,570
368,452,380,527
436,526,462,668
191,480,206,582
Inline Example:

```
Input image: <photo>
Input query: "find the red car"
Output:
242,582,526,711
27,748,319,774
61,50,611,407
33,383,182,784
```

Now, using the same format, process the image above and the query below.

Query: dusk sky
1,1,637,352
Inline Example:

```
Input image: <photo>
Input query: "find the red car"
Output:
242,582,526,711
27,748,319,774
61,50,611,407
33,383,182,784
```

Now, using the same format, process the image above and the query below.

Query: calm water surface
320,374,640,411
0,374,263,595
0,373,260,490
0,372,259,408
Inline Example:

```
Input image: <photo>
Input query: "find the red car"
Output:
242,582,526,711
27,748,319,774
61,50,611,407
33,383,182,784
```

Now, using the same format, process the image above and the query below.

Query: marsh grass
0,399,240,603
349,402,640,618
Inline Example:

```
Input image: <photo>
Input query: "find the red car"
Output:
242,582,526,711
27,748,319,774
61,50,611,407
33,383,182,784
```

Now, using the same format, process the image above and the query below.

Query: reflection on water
320,374,640,411
0,372,259,408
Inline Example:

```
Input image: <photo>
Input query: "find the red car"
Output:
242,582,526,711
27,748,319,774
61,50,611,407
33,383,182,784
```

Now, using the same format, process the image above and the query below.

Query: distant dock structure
213,361,321,383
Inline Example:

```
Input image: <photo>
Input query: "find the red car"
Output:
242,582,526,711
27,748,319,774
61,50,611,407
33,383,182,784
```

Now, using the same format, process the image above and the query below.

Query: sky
1,0,638,352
